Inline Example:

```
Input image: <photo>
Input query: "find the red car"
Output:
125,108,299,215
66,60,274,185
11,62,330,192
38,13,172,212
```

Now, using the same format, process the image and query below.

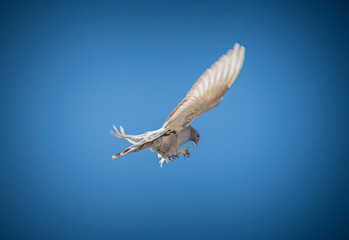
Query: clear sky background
1,0,348,239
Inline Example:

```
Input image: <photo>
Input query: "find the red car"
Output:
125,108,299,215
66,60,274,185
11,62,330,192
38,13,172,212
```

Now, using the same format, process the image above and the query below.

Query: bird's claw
160,149,190,167
183,149,190,159
168,154,180,161
175,147,190,159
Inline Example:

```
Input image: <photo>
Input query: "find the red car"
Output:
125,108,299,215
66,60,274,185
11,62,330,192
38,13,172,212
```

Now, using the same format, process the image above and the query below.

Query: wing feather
163,43,245,128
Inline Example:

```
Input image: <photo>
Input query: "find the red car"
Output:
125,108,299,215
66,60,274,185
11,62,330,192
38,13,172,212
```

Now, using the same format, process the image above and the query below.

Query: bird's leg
168,155,179,161
158,149,189,168
159,158,166,168
176,147,190,158
158,153,170,168
158,154,177,168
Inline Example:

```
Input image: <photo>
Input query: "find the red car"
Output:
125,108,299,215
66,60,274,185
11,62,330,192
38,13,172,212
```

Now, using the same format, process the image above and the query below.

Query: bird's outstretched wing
110,125,176,159
163,43,245,129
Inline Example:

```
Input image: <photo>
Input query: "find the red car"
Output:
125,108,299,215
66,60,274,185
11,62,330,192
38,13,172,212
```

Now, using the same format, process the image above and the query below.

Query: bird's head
191,127,200,147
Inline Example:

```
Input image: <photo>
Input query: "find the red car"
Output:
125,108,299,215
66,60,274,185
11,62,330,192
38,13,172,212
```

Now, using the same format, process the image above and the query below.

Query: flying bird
111,43,245,167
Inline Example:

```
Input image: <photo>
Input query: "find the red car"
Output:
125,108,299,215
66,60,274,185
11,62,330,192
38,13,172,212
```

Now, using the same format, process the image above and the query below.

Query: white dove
111,43,245,167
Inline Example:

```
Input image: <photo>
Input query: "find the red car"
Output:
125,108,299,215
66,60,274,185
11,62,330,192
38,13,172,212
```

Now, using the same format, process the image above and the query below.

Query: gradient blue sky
1,0,348,239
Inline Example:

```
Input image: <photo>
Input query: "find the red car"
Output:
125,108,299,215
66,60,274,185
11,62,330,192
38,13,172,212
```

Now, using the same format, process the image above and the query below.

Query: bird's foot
158,148,190,167
169,154,180,160
177,147,190,158
159,155,178,168
159,158,167,168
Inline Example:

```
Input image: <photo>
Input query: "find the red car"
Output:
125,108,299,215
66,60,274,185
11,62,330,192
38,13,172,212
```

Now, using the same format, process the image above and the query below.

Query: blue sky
1,0,348,239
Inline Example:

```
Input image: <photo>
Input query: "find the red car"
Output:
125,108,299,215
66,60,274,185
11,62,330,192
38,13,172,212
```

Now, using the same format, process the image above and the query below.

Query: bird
111,43,245,167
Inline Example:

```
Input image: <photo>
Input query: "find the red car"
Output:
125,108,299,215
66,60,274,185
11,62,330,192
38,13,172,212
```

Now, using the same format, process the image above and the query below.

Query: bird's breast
176,128,191,147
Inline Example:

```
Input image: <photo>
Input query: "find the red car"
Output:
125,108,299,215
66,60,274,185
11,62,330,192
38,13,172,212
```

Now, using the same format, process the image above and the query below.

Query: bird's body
111,125,196,167
151,126,193,155
150,127,193,167
111,43,245,167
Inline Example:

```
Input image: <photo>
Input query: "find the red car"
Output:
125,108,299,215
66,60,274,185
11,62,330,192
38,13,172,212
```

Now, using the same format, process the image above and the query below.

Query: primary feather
163,43,245,128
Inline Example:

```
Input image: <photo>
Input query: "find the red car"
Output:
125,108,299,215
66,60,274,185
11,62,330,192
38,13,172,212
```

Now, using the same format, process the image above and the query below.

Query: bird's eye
197,134,200,138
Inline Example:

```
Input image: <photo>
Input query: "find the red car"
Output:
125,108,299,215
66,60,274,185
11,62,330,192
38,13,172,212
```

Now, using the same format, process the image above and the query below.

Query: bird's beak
194,142,198,147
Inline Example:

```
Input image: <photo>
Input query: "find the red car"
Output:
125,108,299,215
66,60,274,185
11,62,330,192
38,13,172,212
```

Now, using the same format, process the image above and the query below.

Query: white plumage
111,43,245,167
